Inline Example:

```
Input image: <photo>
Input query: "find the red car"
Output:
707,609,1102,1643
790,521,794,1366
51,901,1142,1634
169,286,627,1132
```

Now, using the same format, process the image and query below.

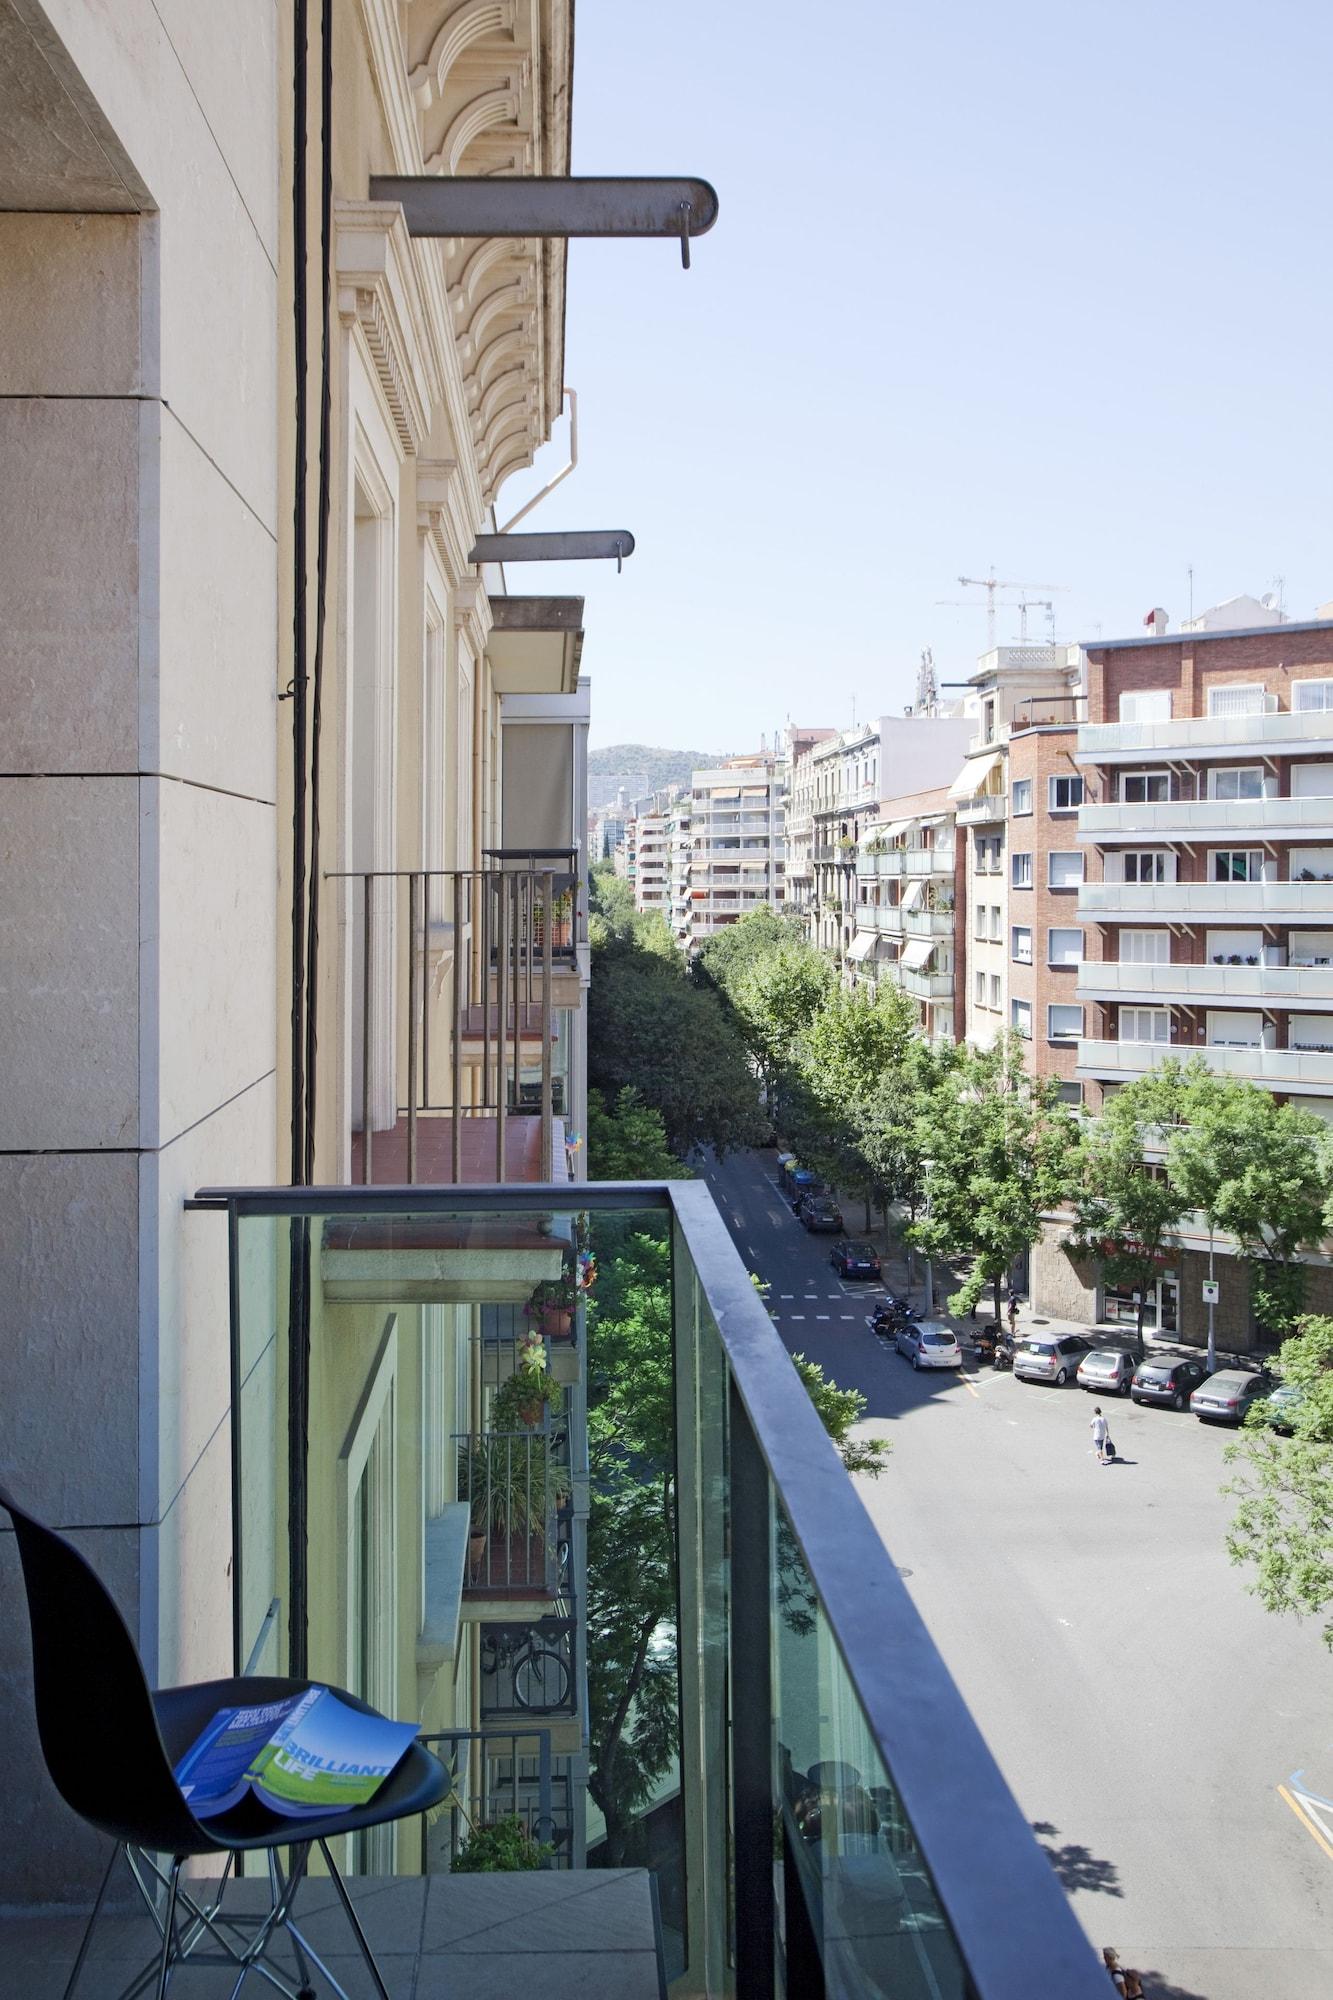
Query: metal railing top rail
193,1178,1108,1998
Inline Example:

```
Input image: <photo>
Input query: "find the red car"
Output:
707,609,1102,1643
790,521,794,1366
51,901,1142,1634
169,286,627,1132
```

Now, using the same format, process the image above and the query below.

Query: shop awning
862,819,909,845
914,814,946,830
847,930,878,962
948,752,1002,800
900,937,936,971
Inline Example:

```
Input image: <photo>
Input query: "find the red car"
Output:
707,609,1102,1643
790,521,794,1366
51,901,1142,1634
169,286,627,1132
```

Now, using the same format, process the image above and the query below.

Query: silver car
1076,1347,1137,1397
1014,1333,1092,1387
895,1319,963,1370
1190,1369,1274,1424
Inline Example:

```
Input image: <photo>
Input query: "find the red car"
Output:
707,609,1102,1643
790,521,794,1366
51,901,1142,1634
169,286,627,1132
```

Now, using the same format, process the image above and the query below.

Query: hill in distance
587,743,726,809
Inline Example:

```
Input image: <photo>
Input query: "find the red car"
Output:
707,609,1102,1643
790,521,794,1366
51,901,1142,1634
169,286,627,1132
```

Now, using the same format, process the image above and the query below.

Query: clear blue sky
496,0,1333,752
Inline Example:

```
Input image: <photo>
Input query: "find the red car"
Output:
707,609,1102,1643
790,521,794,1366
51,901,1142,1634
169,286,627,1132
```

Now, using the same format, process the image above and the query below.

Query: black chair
0,1485,447,1998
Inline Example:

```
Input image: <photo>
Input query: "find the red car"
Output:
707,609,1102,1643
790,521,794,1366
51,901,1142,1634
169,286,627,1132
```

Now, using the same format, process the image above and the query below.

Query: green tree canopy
1224,1314,1333,1648
586,1085,689,1180
910,1033,1081,1318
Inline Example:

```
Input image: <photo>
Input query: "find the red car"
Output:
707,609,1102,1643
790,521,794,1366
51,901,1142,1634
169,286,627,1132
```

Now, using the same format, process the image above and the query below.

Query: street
705,1147,1333,2000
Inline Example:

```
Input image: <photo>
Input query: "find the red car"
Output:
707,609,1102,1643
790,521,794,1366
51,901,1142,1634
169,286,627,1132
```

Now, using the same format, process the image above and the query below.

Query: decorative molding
336,202,445,455
409,0,516,113
416,456,471,586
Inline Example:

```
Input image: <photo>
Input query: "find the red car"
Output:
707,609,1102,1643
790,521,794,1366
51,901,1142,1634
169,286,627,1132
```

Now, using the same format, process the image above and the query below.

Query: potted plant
524,1273,578,1338
491,1340,563,1429
452,1813,553,1872
458,1434,571,1578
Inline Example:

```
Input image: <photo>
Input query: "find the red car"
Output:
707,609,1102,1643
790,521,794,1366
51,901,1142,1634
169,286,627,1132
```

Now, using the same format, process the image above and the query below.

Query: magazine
173,1686,417,1819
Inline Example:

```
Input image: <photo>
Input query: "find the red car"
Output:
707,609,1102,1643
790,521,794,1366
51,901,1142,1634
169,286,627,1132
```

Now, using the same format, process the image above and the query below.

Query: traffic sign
1202,1279,1220,1305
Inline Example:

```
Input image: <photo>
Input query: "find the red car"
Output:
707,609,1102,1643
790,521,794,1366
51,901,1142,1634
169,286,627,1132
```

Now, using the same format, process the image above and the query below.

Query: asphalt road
705,1146,1333,2000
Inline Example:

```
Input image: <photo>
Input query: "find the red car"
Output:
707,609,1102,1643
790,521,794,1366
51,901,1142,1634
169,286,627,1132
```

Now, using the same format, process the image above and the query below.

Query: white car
895,1320,963,1370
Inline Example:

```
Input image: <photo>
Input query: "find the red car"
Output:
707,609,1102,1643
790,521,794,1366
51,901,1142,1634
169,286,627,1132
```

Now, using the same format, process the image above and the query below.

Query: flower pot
540,1307,573,1339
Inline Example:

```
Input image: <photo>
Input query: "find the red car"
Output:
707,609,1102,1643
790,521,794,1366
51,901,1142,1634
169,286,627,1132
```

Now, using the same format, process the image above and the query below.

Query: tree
910,1034,1081,1321
795,982,922,1228
1223,1314,1333,1648
732,941,834,1106
852,1034,961,1250
589,927,766,1156
586,1085,689,1180
1168,1073,1330,1341
588,862,636,936
1066,1063,1194,1357
790,1353,890,1479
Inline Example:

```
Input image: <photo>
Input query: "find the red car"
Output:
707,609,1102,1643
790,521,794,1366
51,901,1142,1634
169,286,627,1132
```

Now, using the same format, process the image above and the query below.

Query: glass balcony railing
191,1180,1109,1998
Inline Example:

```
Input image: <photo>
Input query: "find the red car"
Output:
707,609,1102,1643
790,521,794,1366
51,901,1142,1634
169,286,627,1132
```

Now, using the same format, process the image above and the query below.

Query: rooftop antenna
1269,574,1287,621
915,646,938,714
850,692,857,728
1186,564,1194,623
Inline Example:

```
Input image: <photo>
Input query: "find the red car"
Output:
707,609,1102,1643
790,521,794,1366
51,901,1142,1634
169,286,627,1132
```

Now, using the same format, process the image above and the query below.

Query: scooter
870,1301,919,1337
970,1320,1003,1363
992,1329,1015,1371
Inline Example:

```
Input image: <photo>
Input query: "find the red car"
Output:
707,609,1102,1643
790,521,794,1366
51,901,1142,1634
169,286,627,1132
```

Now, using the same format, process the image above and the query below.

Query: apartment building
633,808,670,917
778,722,835,926
850,788,962,1040
681,755,788,950
1031,609,1333,1342
952,647,1085,1063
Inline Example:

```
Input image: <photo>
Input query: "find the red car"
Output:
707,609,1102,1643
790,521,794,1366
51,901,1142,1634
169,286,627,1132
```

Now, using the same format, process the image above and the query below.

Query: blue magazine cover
174,1686,417,1818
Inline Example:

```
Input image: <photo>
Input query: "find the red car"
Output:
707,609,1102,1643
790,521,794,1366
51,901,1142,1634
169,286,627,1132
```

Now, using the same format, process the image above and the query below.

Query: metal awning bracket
367,175,719,266
467,529,636,567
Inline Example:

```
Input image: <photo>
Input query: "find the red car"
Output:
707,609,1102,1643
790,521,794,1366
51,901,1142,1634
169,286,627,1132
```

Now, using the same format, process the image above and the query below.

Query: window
1119,690,1172,723
1121,929,1170,964
1048,927,1084,966
989,905,1002,940
1123,851,1169,884
1292,762,1333,798
1290,1014,1333,1053
1290,846,1333,882
1012,925,1033,964
989,973,1002,1008
1119,1008,1170,1043
1122,771,1170,804
1056,1081,1083,1107
1209,767,1264,801
1012,779,1033,815
1207,684,1267,717
1213,849,1265,882
1012,852,1033,888
975,901,986,939
975,969,986,1005
1011,998,1033,1038
1294,680,1333,713
1048,774,1084,812
1048,851,1084,889
1206,1010,1265,1048
1048,1004,1083,1041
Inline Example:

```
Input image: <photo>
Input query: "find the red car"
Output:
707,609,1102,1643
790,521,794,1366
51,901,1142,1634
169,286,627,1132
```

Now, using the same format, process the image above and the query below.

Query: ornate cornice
335,201,444,455
416,456,471,586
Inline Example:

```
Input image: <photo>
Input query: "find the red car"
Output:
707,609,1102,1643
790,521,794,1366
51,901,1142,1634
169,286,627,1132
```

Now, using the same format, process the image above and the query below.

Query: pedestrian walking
1006,1292,1020,1336
1090,1405,1112,1466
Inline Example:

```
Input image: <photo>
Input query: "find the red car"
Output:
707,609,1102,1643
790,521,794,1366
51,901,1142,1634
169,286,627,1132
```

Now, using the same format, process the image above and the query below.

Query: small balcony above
1078,879,1333,925
1077,960,1333,1008
954,792,1007,826
1077,1037,1333,1094
1076,706,1333,764
1078,796,1333,844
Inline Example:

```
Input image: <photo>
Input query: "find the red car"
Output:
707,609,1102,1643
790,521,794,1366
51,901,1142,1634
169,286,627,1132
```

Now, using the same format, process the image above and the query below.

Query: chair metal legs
62,1839,401,1998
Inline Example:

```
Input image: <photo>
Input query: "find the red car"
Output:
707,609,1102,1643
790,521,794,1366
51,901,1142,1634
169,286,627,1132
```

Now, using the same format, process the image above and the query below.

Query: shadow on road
1125,1974,1211,2000
1031,1821,1124,1896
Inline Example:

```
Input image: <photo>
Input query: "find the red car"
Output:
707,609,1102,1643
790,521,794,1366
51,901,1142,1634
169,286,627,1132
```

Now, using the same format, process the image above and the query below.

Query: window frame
1293,678,1333,713
1011,925,1033,965
1119,1007,1171,1045
1206,683,1267,718
1011,997,1033,1039
1208,765,1265,802
1011,778,1033,816
1011,851,1034,889
1047,774,1084,813
1048,850,1085,889
1047,1003,1084,1042
1121,770,1171,805
1047,926,1084,968
1212,848,1266,884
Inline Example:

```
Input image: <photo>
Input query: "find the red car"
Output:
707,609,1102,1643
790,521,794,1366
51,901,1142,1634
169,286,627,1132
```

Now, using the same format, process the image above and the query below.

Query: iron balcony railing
419,1727,574,1871
197,1179,1112,1999
479,1611,579,1720
328,852,579,1184
457,1430,573,1597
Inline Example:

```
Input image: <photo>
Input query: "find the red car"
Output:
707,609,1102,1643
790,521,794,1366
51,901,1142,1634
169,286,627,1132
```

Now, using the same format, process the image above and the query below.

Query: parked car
895,1320,962,1370
786,1164,822,1204
798,1194,844,1233
1076,1347,1137,1397
1013,1333,1092,1387
830,1239,881,1279
1259,1380,1305,1433
1190,1368,1274,1425
1131,1358,1208,1411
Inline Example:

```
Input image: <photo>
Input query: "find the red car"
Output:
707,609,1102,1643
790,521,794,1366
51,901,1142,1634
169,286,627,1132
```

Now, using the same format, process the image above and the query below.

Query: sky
495,0,1333,752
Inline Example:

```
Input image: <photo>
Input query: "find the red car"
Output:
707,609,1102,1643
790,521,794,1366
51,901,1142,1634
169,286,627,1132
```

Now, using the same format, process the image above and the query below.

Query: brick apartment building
1031,613,1333,1344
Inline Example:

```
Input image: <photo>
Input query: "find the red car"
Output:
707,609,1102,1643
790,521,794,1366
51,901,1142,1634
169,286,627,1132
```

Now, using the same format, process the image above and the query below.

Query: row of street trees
697,909,1333,1346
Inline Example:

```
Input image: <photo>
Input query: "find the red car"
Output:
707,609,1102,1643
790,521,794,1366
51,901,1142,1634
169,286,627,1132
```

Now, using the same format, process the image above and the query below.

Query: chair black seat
153,1676,447,1854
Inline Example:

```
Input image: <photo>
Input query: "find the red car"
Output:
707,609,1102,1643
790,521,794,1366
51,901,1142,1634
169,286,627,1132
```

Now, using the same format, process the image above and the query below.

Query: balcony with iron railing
331,854,579,1186
190,1180,1110,2000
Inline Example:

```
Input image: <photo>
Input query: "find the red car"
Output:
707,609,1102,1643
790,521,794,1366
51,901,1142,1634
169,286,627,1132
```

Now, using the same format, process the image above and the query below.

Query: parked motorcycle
992,1330,1015,1371
870,1301,919,1336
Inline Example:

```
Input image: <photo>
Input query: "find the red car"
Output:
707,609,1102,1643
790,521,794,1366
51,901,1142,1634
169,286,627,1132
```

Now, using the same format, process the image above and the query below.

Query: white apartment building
634,809,670,916
682,757,788,951
850,788,960,1039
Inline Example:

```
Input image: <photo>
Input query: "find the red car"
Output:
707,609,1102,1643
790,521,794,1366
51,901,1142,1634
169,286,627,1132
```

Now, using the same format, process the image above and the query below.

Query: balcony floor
0,1868,664,1999
352,1111,564,1186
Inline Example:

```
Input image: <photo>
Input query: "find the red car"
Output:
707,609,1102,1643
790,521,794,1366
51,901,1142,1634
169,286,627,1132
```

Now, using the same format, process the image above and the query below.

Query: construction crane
936,568,1069,648
1015,597,1058,644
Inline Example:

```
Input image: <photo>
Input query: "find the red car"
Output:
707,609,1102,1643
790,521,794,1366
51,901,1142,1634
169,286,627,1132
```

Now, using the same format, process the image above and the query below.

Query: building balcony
902,904,955,939
1075,706,1333,765
188,1180,1108,1999
903,846,954,876
1077,880,1333,924
1077,960,1333,1008
954,793,1007,826
1077,796,1333,843
898,966,954,1002
855,849,903,878
1077,1038,1333,1094
866,903,902,934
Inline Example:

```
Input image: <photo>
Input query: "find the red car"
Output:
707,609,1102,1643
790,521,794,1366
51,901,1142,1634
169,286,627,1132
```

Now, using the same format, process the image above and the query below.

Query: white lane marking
840,1315,855,1321
779,1294,794,1300
791,1315,806,1322
804,1294,818,1299
816,1314,830,1321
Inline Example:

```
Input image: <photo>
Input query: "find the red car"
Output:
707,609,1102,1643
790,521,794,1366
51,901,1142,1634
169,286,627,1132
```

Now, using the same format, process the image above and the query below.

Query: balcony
903,845,954,876
902,904,955,939
1077,960,1333,1008
854,848,903,878
1078,879,1333,924
1075,706,1333,764
954,793,1007,826
1077,1039,1333,1094
1078,796,1333,843
190,1180,1108,1999
336,858,580,1186
899,966,954,1002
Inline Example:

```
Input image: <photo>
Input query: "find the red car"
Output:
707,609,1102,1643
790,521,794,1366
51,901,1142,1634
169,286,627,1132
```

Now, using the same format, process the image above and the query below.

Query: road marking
779,1294,794,1300
790,1315,806,1322
959,1373,980,1400
1278,1783,1333,1866
816,1314,830,1321
804,1294,818,1299
840,1315,855,1321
